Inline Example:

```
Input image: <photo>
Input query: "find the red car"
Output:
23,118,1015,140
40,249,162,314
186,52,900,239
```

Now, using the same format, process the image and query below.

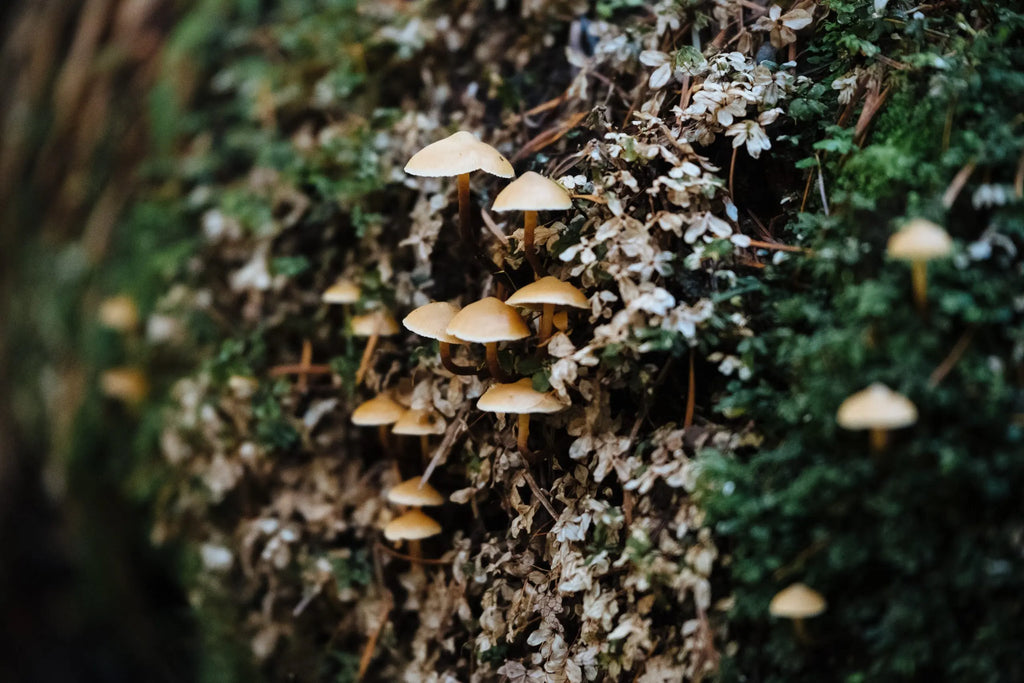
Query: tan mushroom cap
351,395,405,426
392,409,445,436
350,311,400,337
384,509,442,541
404,131,514,179
478,378,565,414
769,583,827,619
836,383,918,431
322,280,360,304
403,302,464,345
506,277,589,309
887,218,953,261
100,366,149,404
387,477,445,507
493,171,572,212
445,297,529,343
98,295,140,331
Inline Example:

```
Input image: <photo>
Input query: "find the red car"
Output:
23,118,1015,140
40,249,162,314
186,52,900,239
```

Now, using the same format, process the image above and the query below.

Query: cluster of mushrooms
770,217,953,640
326,131,591,555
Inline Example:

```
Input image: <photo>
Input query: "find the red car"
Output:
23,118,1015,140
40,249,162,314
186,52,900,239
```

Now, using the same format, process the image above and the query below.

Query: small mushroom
505,276,589,343
100,366,148,405
387,476,445,508
350,310,400,385
98,295,140,332
769,583,826,644
392,409,446,462
402,302,477,375
446,297,529,382
404,131,514,243
836,382,917,452
321,279,360,305
383,509,442,543
887,218,952,312
492,171,573,276
352,394,405,455
477,378,565,454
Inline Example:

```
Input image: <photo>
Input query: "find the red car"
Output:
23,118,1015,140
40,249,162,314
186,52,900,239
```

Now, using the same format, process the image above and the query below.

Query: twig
747,239,808,253
684,349,696,428
512,111,587,162
357,594,393,680
374,542,453,565
1014,149,1024,199
816,154,830,216
942,160,976,209
928,327,975,387
421,404,471,484
521,468,559,520
728,146,738,199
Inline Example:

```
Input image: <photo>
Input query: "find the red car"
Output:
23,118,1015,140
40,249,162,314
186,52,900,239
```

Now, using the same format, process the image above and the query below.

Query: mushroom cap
350,311,400,337
492,171,572,212
392,409,445,436
403,302,464,345
387,477,445,506
404,131,514,179
384,509,442,541
769,583,827,619
887,218,953,261
445,297,530,343
98,295,139,331
836,382,918,431
351,395,405,426
322,280,360,304
506,277,589,309
477,378,565,414
100,366,149,404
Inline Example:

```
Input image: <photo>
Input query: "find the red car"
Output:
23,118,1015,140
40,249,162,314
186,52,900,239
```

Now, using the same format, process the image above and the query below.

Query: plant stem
485,342,514,382
439,341,477,375
458,172,472,243
911,260,928,312
523,210,541,276
517,413,531,454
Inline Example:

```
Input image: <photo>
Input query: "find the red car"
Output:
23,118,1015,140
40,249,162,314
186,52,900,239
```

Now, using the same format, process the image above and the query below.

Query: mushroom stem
517,413,532,454
792,618,810,645
408,539,422,565
539,303,555,343
419,435,431,464
869,427,888,453
911,260,928,312
378,425,391,456
439,341,477,375
485,342,514,382
523,210,542,276
457,172,472,243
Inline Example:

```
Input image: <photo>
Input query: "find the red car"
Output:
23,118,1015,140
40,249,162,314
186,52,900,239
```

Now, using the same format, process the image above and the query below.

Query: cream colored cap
404,131,514,178
836,383,918,430
98,295,140,331
769,583,827,618
387,477,445,506
322,280,360,304
477,378,565,414
506,276,589,309
350,311,400,337
402,302,464,345
392,409,445,436
887,218,953,261
383,509,442,541
445,297,529,343
351,395,405,426
493,171,572,212
100,367,149,404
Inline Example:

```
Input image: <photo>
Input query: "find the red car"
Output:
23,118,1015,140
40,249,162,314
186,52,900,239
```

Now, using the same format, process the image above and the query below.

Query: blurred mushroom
100,366,148,405
887,218,952,312
836,382,917,452
352,394,405,455
98,294,139,332
392,409,445,462
769,583,826,644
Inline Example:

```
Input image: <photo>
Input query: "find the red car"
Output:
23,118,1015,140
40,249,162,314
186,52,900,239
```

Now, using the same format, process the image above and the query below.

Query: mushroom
351,394,405,455
392,409,446,462
350,310,400,385
505,276,589,343
98,294,140,332
100,366,148,405
769,583,826,644
386,476,445,508
886,218,952,312
836,382,917,452
383,509,442,543
492,171,573,276
321,279,360,305
477,378,565,454
404,131,515,243
402,302,477,375
445,297,529,382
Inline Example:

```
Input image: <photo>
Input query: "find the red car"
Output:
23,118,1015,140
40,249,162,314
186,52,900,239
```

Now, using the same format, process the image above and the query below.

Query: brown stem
485,342,514,382
408,539,422,565
539,303,555,343
355,331,379,386
684,348,695,427
869,428,888,453
523,210,542,276
377,424,391,456
439,341,477,375
419,435,430,464
517,413,531,454
792,618,810,645
911,260,928,313
457,172,472,243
